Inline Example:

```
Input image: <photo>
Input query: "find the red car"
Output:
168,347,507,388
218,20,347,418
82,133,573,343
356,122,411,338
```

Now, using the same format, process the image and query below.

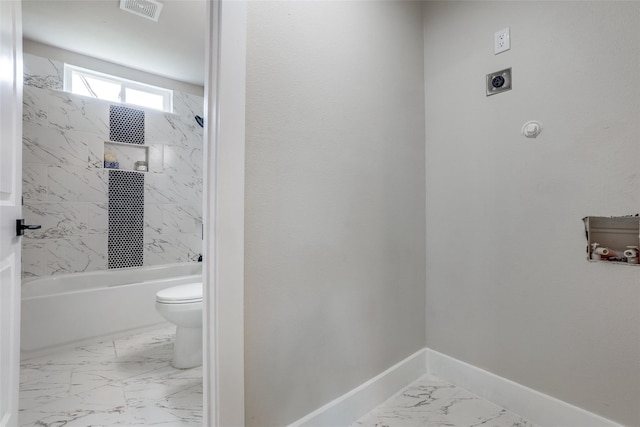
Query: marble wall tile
187,203,203,224
144,173,178,204
143,236,178,266
112,173,200,270
23,122,103,167
47,235,108,275
87,137,104,168
187,234,203,259
171,174,203,206
147,144,164,173
186,129,204,151
48,166,108,203
163,145,202,177
145,110,202,149
22,238,48,278
87,203,108,234
23,163,48,202
23,85,109,135
23,53,64,90
143,203,164,234
81,129,104,168
23,202,88,239
143,233,199,266
173,91,204,118
162,204,202,234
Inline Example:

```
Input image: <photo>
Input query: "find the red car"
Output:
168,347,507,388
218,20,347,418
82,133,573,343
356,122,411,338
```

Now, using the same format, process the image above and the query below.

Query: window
64,64,173,112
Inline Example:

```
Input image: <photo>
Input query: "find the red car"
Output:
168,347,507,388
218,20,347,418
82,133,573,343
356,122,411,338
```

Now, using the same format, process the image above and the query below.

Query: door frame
0,1,23,425
203,1,247,426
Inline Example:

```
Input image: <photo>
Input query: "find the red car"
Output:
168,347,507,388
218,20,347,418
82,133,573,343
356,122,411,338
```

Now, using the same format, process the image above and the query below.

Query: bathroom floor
351,375,536,427
19,327,535,427
19,324,202,426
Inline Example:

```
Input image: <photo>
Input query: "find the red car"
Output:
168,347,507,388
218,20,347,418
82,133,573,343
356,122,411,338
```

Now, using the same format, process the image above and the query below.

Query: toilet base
172,326,202,369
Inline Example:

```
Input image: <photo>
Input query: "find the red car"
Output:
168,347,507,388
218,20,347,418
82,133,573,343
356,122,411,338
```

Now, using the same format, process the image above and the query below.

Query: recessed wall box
104,140,150,173
486,68,512,96
583,215,640,265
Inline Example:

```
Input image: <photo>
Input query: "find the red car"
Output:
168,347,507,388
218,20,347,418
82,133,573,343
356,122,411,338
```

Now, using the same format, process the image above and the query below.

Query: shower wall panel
21,52,204,277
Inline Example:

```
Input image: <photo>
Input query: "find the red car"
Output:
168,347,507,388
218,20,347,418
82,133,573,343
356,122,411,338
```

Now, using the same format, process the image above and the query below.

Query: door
0,1,22,426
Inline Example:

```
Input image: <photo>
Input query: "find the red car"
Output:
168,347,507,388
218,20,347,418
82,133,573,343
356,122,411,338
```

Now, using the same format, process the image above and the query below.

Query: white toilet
155,282,203,369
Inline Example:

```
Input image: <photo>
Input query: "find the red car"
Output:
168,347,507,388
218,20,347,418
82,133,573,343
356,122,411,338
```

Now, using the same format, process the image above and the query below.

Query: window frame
63,64,173,113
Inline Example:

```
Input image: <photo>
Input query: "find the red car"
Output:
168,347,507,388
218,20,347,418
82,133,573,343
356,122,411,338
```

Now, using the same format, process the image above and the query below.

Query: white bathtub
21,262,202,353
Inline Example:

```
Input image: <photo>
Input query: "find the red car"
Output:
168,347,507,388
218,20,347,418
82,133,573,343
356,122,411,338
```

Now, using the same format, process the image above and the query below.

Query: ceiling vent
119,0,163,22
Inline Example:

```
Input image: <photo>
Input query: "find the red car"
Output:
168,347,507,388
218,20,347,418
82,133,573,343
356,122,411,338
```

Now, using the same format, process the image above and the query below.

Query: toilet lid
156,282,202,304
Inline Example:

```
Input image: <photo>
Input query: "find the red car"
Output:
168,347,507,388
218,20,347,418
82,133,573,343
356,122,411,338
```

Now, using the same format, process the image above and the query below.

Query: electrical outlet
494,27,510,54
486,68,512,96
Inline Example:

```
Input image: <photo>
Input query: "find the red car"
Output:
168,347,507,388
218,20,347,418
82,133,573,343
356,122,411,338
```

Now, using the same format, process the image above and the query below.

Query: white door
0,1,22,426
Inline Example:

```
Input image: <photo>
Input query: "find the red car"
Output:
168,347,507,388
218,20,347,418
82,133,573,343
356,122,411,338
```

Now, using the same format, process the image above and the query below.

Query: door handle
16,219,42,236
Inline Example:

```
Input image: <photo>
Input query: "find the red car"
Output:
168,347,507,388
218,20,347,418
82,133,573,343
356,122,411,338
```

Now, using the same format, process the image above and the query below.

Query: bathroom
15,0,207,425
0,1,638,426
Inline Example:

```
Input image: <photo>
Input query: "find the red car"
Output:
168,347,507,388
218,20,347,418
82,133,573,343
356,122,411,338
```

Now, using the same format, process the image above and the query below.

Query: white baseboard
287,348,427,427
288,347,622,427
427,349,622,427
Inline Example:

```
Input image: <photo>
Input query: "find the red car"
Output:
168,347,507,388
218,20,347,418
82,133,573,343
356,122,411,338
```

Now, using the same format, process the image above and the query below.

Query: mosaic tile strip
109,105,145,144
108,170,144,269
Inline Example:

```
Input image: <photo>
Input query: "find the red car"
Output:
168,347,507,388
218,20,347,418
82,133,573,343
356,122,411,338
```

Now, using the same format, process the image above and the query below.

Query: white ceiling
22,0,206,87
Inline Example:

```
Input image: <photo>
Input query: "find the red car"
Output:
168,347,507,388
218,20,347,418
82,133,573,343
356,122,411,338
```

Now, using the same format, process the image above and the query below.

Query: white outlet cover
494,27,510,54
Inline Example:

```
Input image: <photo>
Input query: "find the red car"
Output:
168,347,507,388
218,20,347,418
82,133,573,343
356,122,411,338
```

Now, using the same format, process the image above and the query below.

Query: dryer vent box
583,215,640,265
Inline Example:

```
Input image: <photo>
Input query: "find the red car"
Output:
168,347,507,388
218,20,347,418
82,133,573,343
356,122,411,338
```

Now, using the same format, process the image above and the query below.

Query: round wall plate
522,121,542,138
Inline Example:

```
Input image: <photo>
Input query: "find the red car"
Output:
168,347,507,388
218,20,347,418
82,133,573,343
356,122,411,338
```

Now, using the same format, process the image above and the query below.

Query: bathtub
21,262,202,353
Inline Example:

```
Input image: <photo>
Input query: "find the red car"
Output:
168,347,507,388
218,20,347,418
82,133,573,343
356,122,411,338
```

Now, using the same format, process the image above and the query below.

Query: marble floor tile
19,325,202,426
351,375,536,427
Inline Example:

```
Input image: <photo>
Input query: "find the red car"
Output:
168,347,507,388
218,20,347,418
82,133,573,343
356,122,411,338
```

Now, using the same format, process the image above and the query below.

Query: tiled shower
21,53,204,278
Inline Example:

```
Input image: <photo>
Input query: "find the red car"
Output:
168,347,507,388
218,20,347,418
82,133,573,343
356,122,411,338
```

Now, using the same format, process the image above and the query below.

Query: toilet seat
156,282,202,304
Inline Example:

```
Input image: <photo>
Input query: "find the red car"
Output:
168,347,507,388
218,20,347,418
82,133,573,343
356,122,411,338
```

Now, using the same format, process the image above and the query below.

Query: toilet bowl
155,282,203,369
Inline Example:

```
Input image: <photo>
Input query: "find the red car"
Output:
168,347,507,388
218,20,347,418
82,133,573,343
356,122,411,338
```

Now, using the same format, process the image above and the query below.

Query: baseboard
287,348,427,427
427,349,623,427
288,347,623,427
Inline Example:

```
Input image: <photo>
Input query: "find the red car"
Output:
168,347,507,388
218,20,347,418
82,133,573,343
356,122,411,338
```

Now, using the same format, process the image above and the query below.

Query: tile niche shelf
103,140,149,172
583,215,640,266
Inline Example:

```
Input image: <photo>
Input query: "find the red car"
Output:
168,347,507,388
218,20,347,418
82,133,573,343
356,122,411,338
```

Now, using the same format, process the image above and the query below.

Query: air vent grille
119,0,163,22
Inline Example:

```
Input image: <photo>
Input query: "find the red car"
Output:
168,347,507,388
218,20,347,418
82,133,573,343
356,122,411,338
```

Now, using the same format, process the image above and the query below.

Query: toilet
155,282,203,369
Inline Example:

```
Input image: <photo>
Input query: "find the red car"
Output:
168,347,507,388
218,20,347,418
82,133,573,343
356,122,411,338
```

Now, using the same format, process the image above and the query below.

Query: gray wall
244,2,426,425
423,2,640,425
